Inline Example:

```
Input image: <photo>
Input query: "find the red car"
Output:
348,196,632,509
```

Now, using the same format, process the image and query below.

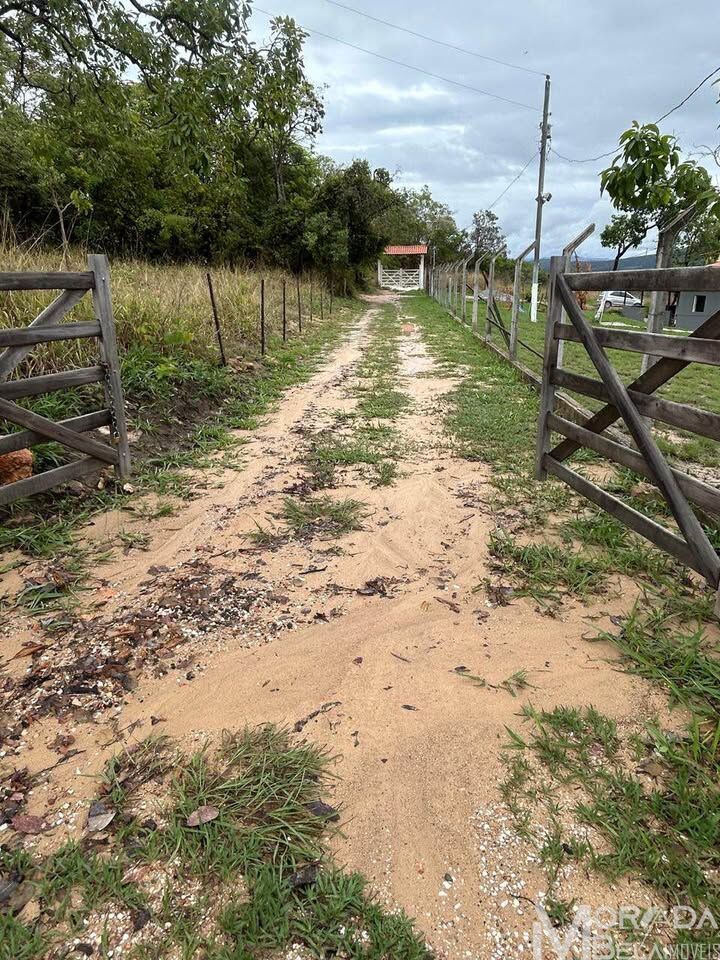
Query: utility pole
530,74,551,323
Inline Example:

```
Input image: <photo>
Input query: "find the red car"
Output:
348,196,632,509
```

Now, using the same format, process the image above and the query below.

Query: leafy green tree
600,212,650,270
673,210,720,265
309,160,395,280
0,0,251,106
601,122,720,227
470,209,505,254
252,17,324,203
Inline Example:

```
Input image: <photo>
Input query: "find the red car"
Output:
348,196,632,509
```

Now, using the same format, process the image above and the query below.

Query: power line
550,146,616,165
253,7,538,111
318,0,547,78
552,64,720,164
487,151,538,209
656,64,720,123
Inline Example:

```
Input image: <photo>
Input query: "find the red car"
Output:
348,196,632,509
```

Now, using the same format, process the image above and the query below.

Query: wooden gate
536,257,720,594
0,255,130,506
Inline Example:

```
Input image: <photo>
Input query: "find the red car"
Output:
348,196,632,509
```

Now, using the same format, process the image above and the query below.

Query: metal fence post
471,256,482,335
461,253,473,323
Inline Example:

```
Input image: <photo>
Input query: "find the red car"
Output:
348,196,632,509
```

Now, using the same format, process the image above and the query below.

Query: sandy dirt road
1,294,665,958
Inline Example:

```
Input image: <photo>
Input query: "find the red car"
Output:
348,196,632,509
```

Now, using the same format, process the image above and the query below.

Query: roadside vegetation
1,726,431,960
0,285,360,605
411,290,720,952
466,295,720,467
303,301,410,492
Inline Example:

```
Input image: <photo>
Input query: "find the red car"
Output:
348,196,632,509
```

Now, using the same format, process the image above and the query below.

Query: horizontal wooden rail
547,412,720,517
0,409,111,456
0,366,105,399
0,458,105,508
554,323,720,366
544,455,703,576
0,271,95,291
553,369,720,442
551,307,720,465
0,321,102,348
564,264,720,293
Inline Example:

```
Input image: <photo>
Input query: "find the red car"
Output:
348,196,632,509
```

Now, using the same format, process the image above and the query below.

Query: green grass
488,531,610,607
300,300,409,492
4,726,431,960
0,305,359,579
305,424,403,491
282,495,368,538
472,297,720,466
501,703,720,951
404,291,720,938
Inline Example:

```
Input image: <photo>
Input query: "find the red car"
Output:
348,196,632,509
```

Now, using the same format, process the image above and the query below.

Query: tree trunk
274,159,286,203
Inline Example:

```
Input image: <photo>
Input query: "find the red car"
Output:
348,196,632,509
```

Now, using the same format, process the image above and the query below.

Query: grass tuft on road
4,726,431,960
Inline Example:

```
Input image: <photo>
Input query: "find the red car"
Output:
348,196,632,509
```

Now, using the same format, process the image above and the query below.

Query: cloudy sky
251,0,719,258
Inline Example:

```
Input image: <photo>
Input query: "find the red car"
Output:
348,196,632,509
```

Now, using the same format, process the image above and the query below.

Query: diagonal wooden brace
0,396,119,466
554,275,720,587
0,289,86,382
549,306,720,464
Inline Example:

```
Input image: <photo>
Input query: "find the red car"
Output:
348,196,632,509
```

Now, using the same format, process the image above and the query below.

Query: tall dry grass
0,241,331,376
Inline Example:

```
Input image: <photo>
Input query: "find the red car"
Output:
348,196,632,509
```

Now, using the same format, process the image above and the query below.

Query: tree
469,209,505,254
252,17,324,203
374,184,468,262
600,212,649,270
673,210,720,265
309,160,396,279
600,122,720,229
0,0,251,104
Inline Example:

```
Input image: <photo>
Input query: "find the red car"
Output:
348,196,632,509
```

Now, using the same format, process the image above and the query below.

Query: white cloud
253,0,720,258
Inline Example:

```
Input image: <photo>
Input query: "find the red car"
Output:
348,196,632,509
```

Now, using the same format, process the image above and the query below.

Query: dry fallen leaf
11,814,46,835
186,805,219,827
86,801,116,833
9,643,48,661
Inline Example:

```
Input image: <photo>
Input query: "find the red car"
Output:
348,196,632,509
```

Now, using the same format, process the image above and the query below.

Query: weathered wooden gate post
88,254,131,479
534,255,563,480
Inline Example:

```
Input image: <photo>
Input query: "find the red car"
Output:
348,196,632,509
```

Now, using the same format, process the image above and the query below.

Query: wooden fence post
260,278,266,355
206,272,227,366
282,278,287,342
297,275,302,334
534,256,563,480
88,254,131,479
309,277,313,325
557,223,595,368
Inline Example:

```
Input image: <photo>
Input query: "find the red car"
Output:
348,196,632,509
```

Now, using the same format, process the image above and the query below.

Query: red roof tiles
384,245,428,256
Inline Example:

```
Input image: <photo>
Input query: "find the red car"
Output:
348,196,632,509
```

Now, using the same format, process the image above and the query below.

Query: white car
600,290,642,310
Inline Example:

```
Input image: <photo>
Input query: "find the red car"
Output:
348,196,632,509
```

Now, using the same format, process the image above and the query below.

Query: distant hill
539,254,656,272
